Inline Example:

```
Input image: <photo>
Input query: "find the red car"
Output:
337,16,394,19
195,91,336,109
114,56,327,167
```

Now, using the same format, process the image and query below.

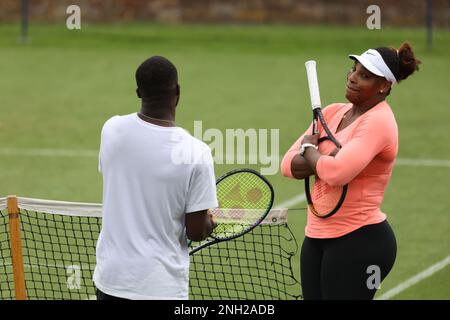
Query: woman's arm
313,113,394,187
281,104,343,180
299,133,321,176
290,154,315,179
282,133,340,180
281,130,315,179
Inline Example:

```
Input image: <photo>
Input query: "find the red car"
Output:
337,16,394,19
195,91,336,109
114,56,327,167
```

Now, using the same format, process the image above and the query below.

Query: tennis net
0,196,301,300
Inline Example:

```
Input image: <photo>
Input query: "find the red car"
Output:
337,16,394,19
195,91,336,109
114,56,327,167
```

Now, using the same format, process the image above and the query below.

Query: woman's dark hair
375,42,421,83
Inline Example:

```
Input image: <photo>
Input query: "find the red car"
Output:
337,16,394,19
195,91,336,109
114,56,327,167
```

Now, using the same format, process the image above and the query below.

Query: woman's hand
329,147,341,157
301,135,341,157
300,133,321,175
301,133,319,146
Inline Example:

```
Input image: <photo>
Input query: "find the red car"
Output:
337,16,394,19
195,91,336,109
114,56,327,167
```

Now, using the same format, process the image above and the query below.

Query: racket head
210,169,274,241
305,132,348,218
305,168,348,218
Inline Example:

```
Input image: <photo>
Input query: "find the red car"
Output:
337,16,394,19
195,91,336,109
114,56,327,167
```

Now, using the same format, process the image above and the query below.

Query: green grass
0,23,449,299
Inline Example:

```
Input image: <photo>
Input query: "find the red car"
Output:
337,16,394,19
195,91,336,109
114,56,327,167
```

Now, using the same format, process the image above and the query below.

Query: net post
19,0,29,44
426,0,432,51
7,195,27,300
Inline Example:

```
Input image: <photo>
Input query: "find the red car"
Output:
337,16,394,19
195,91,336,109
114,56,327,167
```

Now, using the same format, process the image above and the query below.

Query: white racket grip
305,60,321,111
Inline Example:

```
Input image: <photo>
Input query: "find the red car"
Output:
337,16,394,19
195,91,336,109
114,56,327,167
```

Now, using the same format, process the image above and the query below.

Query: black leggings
300,220,397,300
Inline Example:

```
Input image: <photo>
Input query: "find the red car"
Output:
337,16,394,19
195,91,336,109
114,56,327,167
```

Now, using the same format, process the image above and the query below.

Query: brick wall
0,0,448,27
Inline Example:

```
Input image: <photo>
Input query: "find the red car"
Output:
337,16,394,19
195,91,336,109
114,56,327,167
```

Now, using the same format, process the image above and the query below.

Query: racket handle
305,60,322,111
312,117,318,135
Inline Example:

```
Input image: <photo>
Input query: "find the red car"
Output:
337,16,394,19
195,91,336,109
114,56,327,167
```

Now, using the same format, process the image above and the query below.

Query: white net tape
0,196,288,224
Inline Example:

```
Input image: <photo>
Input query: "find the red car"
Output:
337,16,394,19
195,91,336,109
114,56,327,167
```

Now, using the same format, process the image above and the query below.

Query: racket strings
308,174,345,216
212,171,273,240
306,116,347,218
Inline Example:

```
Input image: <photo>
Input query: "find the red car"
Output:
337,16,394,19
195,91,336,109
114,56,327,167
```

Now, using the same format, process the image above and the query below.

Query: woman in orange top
281,42,421,299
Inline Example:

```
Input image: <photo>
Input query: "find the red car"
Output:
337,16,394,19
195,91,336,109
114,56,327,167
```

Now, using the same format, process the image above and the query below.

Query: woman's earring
379,90,384,93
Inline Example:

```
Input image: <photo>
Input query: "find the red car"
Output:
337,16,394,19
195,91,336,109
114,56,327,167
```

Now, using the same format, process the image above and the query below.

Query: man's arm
184,147,218,242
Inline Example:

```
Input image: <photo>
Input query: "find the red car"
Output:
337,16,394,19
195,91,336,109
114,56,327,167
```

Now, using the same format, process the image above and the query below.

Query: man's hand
186,209,217,242
207,210,217,230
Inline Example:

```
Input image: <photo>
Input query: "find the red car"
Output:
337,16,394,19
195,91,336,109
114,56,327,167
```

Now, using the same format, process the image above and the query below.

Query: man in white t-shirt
93,56,217,300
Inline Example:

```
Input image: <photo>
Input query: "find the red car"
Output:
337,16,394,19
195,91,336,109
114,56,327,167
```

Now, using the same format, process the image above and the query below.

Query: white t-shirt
93,113,218,300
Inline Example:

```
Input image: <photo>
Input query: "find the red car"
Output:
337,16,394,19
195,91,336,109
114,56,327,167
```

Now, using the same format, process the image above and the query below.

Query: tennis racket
189,168,274,255
304,60,348,218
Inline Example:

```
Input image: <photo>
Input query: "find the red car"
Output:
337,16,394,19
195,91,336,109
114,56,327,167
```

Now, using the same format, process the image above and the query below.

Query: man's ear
175,84,180,107
136,88,141,98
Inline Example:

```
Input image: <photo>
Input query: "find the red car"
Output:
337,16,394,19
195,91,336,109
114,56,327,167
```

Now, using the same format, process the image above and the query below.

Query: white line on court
1,148,449,209
395,158,450,167
376,254,450,300
275,193,306,209
0,148,98,158
2,148,450,168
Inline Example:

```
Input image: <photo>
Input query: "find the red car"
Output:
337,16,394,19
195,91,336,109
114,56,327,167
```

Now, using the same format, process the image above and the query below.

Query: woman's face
345,61,389,105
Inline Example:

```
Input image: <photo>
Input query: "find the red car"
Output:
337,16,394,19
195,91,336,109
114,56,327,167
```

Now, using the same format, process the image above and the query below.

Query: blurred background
0,0,449,300
1,0,448,26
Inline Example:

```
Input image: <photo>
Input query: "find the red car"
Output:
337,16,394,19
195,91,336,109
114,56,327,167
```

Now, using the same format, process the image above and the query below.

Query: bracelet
299,143,318,157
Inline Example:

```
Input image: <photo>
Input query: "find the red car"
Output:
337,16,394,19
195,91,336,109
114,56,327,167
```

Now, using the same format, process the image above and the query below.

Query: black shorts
96,288,129,300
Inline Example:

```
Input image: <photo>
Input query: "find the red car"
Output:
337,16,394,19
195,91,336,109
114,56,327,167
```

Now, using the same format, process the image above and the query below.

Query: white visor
349,49,397,85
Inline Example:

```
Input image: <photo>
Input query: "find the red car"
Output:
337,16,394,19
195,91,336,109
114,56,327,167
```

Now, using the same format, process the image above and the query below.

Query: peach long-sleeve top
281,101,398,238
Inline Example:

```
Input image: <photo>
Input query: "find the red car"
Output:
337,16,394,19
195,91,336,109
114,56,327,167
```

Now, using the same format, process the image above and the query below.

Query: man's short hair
135,56,178,99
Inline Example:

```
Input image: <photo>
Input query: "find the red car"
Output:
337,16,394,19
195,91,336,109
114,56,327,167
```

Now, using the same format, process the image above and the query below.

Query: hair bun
397,42,421,81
